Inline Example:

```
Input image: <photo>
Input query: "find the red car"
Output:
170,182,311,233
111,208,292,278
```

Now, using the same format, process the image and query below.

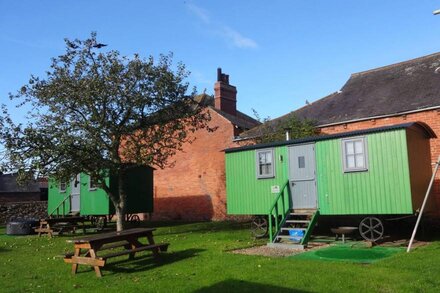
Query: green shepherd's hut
48,166,154,224
225,122,436,246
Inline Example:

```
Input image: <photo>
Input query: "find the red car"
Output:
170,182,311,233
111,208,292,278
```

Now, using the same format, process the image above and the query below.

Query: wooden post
407,155,440,252
268,213,273,242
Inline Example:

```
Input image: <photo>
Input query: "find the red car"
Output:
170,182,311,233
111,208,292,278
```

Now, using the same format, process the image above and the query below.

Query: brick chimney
214,68,237,116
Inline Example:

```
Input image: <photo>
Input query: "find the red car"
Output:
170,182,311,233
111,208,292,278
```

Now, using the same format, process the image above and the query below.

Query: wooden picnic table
35,216,86,237
64,227,169,277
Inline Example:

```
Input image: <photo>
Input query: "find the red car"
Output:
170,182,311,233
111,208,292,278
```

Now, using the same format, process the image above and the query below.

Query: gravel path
231,242,329,257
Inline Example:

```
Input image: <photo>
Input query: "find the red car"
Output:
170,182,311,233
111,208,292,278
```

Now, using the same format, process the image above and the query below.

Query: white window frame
59,181,67,193
256,148,275,179
341,136,368,172
89,175,98,191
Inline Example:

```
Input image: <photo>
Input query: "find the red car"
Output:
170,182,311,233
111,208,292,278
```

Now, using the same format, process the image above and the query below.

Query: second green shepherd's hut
48,166,154,226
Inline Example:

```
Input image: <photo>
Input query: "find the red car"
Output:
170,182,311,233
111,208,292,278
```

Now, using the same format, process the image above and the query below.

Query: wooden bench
35,216,86,237
63,228,169,277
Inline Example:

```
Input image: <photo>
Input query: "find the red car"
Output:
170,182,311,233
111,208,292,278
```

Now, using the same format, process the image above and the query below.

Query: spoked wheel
251,216,268,238
94,216,107,231
130,214,140,226
359,217,384,242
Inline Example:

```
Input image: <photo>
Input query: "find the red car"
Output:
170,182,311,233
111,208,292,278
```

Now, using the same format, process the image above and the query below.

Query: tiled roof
242,52,440,138
0,173,42,193
226,122,435,153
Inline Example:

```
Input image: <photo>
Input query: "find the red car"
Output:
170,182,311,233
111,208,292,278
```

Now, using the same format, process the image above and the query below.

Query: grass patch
1,221,440,292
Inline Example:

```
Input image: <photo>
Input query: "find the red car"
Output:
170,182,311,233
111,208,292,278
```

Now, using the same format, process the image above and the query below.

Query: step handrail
268,180,291,243
300,210,319,245
49,193,71,217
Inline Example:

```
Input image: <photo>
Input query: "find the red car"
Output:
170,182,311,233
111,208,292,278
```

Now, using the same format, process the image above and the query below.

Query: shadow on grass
194,279,311,293
0,247,11,253
138,221,250,237
97,248,205,276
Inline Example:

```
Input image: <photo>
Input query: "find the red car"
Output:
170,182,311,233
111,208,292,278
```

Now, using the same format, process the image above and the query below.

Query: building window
342,137,368,172
59,181,67,193
256,149,275,179
89,176,98,191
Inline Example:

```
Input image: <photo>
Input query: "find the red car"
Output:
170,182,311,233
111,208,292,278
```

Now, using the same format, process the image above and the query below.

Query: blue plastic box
289,229,304,241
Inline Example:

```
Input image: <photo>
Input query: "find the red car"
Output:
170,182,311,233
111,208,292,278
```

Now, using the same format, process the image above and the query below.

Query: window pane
355,154,365,168
354,140,364,154
265,152,272,163
259,153,265,164
260,163,271,175
298,156,305,168
264,164,271,175
346,155,355,168
90,177,98,189
346,142,354,155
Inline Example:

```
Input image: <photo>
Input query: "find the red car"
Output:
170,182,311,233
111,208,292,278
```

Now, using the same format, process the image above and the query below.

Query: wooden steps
285,220,311,224
273,209,319,248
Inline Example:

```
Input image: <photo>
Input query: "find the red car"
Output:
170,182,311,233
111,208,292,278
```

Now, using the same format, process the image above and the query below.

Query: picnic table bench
35,216,86,237
63,227,169,277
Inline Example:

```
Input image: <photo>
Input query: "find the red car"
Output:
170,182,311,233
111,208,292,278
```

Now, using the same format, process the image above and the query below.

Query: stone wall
0,201,47,224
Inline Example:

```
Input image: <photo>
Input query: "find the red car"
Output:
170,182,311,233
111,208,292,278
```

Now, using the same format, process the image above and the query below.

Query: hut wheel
359,217,384,242
95,216,107,231
130,214,140,222
251,216,268,238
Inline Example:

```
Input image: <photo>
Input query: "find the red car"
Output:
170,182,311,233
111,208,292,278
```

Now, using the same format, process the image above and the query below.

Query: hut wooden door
70,174,81,212
288,144,317,209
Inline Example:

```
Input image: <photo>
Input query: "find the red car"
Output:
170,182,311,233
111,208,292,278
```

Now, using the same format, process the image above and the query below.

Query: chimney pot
284,127,292,141
214,68,237,116
217,68,222,82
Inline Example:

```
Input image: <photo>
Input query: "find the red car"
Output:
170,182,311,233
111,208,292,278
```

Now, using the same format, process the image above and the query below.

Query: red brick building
152,69,259,221
243,52,440,211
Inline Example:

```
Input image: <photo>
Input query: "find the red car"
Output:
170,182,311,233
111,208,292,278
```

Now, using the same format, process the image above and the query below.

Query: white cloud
186,3,258,49
187,3,210,24
221,26,258,49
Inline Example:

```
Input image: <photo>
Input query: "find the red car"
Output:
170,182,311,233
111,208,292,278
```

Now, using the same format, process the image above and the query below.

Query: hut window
59,181,67,193
256,149,275,179
89,176,98,191
298,156,306,168
342,137,368,172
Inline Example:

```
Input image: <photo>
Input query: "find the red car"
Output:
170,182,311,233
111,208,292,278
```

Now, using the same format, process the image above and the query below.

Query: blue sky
2,0,440,122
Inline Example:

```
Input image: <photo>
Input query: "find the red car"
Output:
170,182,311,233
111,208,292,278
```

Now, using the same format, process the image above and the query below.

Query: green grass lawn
1,221,440,292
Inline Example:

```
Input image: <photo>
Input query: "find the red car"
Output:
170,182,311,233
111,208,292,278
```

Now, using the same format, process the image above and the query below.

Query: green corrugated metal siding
316,130,413,215
226,146,289,215
47,178,71,216
226,128,417,216
80,174,111,215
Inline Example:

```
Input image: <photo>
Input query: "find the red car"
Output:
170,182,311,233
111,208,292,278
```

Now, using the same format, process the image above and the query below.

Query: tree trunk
115,169,127,231
115,202,126,232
